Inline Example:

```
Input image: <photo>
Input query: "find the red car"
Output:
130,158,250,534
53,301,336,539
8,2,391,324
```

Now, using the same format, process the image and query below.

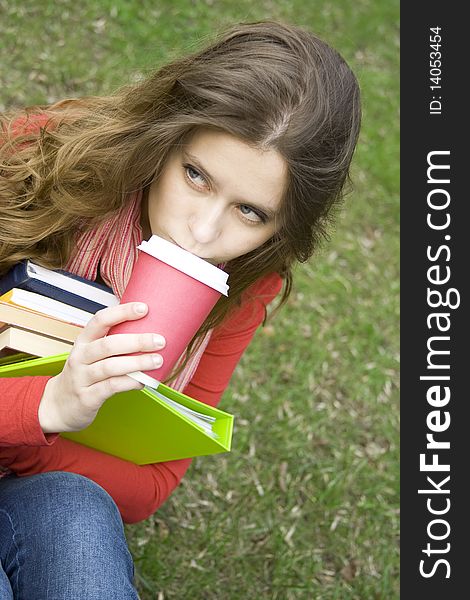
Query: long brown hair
0,21,361,380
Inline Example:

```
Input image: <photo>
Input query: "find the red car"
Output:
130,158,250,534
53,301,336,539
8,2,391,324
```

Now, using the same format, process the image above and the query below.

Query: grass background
0,1,399,598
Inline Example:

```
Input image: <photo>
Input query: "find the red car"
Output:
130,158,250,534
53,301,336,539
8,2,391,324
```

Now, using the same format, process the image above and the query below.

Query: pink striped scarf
65,190,212,391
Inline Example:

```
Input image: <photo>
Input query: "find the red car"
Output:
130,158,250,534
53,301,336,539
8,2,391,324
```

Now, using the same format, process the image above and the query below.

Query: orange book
0,300,82,342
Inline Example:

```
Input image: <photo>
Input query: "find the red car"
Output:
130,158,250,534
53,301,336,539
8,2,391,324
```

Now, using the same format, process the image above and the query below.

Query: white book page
129,371,219,439
144,386,219,439
27,262,119,306
11,289,92,326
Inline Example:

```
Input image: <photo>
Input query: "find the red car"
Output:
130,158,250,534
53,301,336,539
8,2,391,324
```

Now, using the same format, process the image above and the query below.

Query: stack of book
0,260,118,364
0,260,234,464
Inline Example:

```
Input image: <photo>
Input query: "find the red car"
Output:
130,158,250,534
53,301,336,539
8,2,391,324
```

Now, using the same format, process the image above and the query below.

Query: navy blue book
0,260,119,314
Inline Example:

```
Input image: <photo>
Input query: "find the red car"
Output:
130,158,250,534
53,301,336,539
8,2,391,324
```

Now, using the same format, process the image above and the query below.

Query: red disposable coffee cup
108,235,229,383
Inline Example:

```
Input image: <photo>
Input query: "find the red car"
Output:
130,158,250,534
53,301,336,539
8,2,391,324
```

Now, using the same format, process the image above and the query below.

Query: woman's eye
239,205,266,223
185,165,207,188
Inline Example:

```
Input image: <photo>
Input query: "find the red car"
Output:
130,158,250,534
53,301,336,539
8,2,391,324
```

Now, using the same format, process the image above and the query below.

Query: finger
77,303,149,343
84,375,147,409
77,332,166,365
85,353,164,385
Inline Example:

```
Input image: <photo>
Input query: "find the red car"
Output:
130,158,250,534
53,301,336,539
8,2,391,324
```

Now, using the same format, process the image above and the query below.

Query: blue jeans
0,471,139,599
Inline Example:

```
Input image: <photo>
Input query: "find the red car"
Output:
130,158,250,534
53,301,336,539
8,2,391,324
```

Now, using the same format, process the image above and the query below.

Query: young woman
0,21,361,599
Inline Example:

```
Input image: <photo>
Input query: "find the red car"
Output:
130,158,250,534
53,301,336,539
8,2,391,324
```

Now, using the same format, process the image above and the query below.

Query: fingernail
153,355,163,367
153,334,165,348
135,303,147,314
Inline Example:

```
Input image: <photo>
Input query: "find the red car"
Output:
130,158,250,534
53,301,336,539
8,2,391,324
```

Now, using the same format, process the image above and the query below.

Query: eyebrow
182,150,278,218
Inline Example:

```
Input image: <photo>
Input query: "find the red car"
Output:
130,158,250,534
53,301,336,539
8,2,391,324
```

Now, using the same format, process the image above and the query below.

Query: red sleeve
1,112,58,448
0,113,58,446
0,273,282,523
0,376,58,446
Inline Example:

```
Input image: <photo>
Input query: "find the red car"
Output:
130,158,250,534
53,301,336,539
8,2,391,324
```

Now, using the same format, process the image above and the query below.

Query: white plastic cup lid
137,235,229,296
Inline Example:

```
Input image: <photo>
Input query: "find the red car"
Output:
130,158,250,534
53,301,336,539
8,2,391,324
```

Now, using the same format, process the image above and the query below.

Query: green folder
0,353,233,465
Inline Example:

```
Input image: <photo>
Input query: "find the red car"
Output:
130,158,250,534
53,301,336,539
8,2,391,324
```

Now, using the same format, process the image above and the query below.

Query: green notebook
0,353,233,465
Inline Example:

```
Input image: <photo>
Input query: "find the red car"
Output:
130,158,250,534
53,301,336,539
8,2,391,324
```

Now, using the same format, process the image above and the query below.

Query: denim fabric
0,471,139,599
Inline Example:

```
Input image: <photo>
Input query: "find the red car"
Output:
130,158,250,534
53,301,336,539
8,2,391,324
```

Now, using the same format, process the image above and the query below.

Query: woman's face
142,128,287,265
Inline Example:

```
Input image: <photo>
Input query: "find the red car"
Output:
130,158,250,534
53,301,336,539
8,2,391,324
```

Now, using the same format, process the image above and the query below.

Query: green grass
1,0,399,597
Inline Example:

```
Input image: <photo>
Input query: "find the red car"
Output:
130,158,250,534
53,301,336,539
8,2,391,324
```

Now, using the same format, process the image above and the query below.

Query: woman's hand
38,302,165,433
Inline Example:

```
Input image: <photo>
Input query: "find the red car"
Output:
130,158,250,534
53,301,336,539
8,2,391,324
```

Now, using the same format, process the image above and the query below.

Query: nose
189,202,223,245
